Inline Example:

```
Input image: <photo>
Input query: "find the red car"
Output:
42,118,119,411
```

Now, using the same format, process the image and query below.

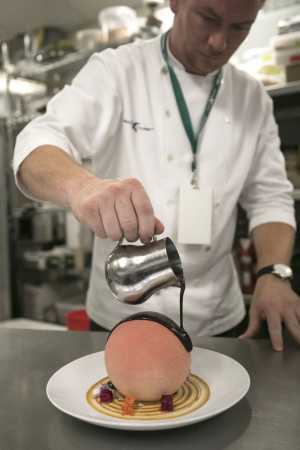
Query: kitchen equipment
278,15,300,35
74,28,106,51
0,73,47,117
138,0,164,39
98,6,138,44
34,42,75,64
144,1,163,29
105,237,184,305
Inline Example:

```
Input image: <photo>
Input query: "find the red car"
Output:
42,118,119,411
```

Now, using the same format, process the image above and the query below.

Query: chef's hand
69,176,164,242
239,275,300,351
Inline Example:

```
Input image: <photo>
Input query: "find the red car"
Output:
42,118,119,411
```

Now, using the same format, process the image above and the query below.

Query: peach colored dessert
86,313,210,419
104,317,191,402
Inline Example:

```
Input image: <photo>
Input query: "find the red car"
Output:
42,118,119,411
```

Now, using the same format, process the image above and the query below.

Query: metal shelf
14,39,131,80
15,49,94,78
292,189,300,201
12,204,66,219
267,81,300,98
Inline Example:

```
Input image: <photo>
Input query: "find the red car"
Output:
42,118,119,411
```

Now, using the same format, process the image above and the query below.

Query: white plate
46,348,250,431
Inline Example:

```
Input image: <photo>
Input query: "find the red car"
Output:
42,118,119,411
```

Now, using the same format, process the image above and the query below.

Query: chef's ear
169,0,179,14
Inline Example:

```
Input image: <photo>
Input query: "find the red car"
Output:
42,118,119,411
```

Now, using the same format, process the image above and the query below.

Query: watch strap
256,264,293,280
256,265,275,278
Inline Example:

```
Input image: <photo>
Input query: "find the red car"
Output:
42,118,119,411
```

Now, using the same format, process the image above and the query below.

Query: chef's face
169,0,263,75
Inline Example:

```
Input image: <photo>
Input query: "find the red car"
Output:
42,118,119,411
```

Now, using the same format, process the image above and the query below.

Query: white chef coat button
161,66,168,74
225,117,231,124
167,154,174,162
165,109,171,118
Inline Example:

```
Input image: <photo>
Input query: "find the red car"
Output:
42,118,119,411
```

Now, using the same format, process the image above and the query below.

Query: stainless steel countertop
1,329,299,450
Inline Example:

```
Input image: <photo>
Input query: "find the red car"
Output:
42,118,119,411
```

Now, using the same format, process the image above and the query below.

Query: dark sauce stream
179,276,185,331
176,276,192,352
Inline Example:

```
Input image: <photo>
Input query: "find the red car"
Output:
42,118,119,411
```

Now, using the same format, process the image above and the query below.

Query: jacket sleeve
13,51,122,197
239,91,296,232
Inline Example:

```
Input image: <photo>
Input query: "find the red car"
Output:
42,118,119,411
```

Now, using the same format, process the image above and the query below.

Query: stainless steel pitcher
105,237,184,304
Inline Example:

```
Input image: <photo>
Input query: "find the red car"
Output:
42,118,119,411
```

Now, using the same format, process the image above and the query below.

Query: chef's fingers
95,205,107,238
98,186,123,241
75,199,107,238
239,313,261,340
295,304,300,323
131,181,157,243
266,311,283,352
154,217,165,235
115,194,138,242
284,311,300,345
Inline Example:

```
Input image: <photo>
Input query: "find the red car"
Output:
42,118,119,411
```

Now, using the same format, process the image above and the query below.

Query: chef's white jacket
13,36,296,335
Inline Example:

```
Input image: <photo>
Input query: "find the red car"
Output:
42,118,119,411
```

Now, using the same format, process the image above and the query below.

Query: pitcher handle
117,236,124,247
117,234,157,247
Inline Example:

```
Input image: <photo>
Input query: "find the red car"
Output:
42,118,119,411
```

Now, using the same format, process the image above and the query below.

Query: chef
13,0,300,350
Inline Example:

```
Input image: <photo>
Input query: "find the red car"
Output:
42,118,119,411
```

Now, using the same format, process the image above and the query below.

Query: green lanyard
161,32,223,180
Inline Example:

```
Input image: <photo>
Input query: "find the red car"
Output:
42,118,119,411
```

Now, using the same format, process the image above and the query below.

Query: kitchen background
0,0,300,329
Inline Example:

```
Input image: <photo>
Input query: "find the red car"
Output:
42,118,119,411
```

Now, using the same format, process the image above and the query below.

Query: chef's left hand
239,275,300,351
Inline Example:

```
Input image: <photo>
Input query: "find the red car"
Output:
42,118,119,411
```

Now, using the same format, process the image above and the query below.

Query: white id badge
177,185,213,245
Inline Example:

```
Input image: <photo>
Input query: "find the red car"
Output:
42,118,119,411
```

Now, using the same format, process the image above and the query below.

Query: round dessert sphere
104,319,191,401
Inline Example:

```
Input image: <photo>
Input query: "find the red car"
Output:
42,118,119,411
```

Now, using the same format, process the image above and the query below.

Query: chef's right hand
69,176,164,243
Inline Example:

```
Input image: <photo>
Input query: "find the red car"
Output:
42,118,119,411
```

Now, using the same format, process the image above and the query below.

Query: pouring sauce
179,276,185,331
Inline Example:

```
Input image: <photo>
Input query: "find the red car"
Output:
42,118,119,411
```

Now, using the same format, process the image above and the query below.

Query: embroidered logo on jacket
123,119,154,133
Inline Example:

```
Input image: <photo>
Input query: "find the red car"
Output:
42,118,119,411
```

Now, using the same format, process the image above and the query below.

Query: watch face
273,264,293,279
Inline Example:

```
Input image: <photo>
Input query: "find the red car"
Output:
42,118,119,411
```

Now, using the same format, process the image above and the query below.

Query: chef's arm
18,145,164,242
251,222,295,269
240,222,300,351
19,145,94,207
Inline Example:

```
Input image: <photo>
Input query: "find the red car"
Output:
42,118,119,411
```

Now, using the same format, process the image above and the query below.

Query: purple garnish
99,385,113,403
161,394,174,412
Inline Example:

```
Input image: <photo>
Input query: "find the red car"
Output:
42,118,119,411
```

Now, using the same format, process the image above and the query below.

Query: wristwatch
256,264,293,281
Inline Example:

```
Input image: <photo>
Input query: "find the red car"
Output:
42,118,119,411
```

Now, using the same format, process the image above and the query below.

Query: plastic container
272,31,300,51
75,29,106,51
275,46,300,67
65,309,91,331
98,6,138,43
278,15,300,35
